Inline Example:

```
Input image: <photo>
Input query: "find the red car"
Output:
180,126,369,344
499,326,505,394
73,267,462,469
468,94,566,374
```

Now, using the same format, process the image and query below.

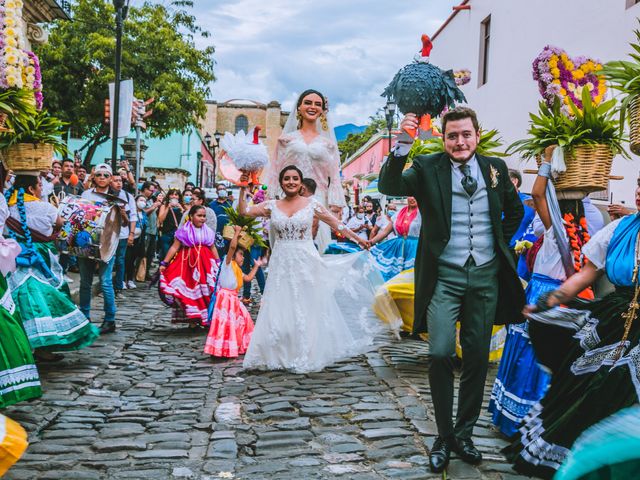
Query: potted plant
0,110,68,172
408,128,508,160
508,89,628,193
0,88,37,132
601,26,640,154
221,206,267,250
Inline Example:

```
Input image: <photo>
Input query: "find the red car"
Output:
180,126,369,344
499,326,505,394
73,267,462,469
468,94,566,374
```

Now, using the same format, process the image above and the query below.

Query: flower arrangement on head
0,0,44,110
533,45,607,115
454,69,471,86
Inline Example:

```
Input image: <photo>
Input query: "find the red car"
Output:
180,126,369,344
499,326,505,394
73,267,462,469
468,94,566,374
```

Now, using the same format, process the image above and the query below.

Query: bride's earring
320,113,328,131
296,111,302,129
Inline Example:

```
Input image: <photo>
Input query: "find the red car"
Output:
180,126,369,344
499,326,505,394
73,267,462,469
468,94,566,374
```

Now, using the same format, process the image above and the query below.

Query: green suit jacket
378,151,526,334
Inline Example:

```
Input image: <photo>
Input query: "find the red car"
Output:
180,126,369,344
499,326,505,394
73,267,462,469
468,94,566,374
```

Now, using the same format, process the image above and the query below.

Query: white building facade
429,0,640,205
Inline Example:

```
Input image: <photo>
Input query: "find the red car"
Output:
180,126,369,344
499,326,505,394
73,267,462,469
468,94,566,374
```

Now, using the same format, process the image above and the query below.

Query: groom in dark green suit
378,107,525,473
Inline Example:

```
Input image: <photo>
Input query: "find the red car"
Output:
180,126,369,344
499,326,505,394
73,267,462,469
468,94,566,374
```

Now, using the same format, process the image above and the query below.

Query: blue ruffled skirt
370,237,418,281
488,273,559,437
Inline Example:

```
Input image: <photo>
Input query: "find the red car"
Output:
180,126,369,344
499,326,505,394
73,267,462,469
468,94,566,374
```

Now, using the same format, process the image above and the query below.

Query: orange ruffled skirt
204,288,254,358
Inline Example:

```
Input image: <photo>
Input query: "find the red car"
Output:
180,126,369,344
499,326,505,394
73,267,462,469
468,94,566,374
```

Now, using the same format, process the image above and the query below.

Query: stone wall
200,100,290,161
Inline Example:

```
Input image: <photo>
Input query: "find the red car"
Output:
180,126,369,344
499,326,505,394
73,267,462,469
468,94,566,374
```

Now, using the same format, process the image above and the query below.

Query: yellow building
200,99,290,161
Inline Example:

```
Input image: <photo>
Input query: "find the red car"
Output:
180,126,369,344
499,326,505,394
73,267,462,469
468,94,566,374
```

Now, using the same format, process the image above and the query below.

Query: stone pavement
3,286,529,480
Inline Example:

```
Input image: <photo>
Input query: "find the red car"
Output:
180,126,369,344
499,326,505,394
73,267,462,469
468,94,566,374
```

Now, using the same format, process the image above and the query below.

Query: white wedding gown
242,199,388,373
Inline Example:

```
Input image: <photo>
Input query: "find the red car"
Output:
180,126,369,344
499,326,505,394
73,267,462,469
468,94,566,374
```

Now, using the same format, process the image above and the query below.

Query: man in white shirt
346,205,370,241
110,174,138,295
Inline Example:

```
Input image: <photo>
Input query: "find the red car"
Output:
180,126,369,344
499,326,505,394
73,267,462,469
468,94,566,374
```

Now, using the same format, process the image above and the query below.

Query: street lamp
384,99,397,154
111,0,131,172
204,131,222,187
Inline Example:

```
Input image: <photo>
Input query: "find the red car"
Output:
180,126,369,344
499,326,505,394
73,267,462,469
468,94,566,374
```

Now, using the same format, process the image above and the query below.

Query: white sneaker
121,283,127,290
127,280,137,289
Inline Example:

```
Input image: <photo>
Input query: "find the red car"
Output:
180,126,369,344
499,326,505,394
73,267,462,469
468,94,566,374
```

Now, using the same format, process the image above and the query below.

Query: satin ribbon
538,162,575,277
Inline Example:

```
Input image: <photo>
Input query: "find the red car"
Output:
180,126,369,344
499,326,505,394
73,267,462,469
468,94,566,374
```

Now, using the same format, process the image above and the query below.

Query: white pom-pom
219,129,269,172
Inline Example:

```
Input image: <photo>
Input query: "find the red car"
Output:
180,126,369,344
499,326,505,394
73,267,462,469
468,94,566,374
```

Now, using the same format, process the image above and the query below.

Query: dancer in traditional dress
489,162,592,437
505,182,640,479
4,175,99,359
326,198,421,281
240,166,389,373
204,226,261,358
369,197,422,280
264,90,346,253
0,193,42,408
159,205,219,326
0,413,29,477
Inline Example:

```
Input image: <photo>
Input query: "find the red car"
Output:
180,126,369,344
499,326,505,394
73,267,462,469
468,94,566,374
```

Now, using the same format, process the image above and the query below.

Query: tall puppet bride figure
241,166,391,373
265,89,346,253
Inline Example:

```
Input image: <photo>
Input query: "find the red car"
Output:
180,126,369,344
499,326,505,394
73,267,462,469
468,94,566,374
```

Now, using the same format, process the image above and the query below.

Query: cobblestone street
4,287,528,480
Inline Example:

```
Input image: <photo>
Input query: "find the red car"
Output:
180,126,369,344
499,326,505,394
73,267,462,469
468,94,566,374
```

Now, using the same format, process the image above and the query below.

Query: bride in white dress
265,89,346,253
240,166,391,373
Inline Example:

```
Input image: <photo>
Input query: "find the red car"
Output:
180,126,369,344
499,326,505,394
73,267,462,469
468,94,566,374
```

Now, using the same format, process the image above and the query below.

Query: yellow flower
6,37,17,47
6,75,19,88
549,57,558,69
565,61,575,71
5,54,18,66
26,66,35,74
573,70,585,80
551,67,560,78
552,79,561,85
4,17,16,27
561,53,569,62
586,82,594,91
564,97,570,105
595,63,603,71
4,28,16,37
560,88,567,96
567,82,576,91
5,1,16,9
26,74,35,85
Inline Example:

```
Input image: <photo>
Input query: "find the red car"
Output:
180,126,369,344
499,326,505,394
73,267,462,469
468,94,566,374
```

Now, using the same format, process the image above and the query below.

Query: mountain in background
334,123,367,141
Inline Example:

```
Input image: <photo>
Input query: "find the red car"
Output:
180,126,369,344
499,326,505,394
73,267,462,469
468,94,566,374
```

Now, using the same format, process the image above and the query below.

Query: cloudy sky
131,0,460,125
179,0,459,126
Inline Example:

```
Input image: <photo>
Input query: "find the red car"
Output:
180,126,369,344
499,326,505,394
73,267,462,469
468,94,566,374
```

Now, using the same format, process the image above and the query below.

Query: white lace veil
281,91,338,145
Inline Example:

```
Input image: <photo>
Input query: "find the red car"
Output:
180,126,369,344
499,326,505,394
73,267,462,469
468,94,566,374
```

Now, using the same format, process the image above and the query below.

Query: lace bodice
269,200,316,242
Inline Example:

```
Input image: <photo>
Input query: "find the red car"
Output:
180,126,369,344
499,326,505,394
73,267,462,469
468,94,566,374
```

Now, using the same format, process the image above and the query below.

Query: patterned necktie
459,163,477,196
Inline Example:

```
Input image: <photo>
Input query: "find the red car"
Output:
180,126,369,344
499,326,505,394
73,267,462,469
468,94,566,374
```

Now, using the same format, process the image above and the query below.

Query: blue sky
135,1,459,125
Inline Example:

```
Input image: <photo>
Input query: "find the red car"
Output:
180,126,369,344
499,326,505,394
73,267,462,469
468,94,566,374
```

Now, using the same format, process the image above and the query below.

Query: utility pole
111,0,129,172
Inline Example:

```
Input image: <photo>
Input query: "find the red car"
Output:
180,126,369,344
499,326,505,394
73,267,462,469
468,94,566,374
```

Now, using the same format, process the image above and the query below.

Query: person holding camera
140,182,163,279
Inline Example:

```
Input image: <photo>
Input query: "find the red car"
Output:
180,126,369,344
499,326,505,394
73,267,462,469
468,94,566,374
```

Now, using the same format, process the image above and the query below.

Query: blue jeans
242,246,265,299
114,238,128,290
159,233,175,262
79,256,116,323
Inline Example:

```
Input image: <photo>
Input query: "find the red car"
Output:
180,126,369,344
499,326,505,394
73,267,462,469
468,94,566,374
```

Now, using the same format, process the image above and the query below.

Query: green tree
338,116,387,163
34,0,215,165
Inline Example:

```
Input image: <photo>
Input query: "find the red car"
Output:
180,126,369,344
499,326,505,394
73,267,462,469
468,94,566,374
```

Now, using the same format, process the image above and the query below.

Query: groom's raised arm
378,113,420,198
378,149,420,197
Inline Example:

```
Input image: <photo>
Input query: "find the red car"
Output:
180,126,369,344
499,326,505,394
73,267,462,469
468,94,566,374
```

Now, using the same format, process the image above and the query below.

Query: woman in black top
157,188,184,260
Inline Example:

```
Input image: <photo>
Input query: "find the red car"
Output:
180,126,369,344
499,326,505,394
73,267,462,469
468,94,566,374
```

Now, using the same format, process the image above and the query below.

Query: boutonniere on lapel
489,165,499,189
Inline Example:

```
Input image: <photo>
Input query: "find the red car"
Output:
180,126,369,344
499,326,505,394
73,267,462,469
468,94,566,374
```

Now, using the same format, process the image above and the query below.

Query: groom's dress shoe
453,437,482,465
429,436,452,473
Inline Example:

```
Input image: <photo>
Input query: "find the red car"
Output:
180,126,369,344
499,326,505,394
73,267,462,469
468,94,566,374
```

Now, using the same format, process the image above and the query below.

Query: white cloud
189,0,459,125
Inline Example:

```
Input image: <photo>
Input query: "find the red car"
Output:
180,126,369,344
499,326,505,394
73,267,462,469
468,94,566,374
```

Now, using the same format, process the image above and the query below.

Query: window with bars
478,15,491,86
235,115,249,133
